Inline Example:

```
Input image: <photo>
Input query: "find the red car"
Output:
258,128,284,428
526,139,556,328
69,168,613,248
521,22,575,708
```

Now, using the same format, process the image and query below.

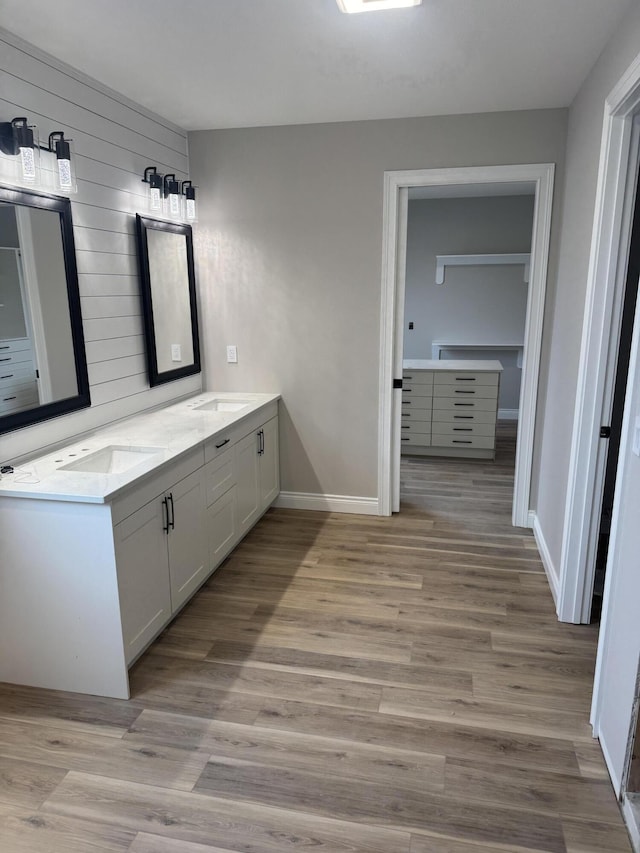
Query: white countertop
403,359,503,371
0,392,279,504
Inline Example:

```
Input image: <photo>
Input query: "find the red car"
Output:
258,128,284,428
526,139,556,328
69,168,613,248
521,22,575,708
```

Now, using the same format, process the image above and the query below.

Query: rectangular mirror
0,186,90,435
135,214,201,387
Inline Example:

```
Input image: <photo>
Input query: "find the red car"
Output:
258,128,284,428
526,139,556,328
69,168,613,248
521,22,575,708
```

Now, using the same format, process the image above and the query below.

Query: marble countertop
0,392,279,504
403,359,503,371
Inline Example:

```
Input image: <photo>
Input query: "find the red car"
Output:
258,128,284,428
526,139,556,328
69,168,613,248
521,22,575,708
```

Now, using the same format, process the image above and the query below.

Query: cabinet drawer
0,386,38,415
432,396,497,413
434,371,499,388
0,364,37,389
400,432,432,447
0,338,32,355
432,422,496,438
402,371,433,386
431,434,495,449
401,407,431,422
205,447,236,507
431,407,497,424
433,385,498,401
400,420,431,435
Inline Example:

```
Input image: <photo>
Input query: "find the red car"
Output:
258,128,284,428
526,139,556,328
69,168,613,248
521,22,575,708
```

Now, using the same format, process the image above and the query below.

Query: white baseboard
531,511,560,607
498,408,520,420
623,795,640,853
274,491,380,515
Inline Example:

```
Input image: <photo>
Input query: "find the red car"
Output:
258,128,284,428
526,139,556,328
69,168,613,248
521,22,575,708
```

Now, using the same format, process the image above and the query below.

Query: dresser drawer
431,434,495,450
0,386,38,415
400,432,432,447
0,338,32,355
434,371,499,388
432,421,496,438
431,407,497,424
0,365,37,391
432,396,498,413
433,385,499,402
400,420,431,436
400,400,432,417
402,370,433,387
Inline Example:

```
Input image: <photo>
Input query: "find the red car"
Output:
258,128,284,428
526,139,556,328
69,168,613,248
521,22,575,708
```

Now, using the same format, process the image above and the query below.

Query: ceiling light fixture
336,0,422,13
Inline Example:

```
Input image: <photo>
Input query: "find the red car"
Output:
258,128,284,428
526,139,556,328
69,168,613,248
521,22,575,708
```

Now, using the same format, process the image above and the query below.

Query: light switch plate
171,343,181,362
226,345,238,363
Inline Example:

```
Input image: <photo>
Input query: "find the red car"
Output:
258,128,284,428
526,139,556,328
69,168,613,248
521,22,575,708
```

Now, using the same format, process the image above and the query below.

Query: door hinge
393,378,403,390
600,426,611,438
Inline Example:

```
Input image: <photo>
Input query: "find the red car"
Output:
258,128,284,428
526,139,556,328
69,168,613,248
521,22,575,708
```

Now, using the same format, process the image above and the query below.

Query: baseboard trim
498,408,520,420
623,795,640,853
274,491,380,515
531,512,560,607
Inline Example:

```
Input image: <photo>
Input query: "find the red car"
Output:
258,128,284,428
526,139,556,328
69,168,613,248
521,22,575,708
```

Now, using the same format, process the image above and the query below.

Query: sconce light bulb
149,186,162,211
57,157,72,190
19,146,36,181
169,192,181,218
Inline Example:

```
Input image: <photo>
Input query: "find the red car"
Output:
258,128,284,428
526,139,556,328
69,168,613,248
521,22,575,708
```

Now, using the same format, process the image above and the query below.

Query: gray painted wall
404,195,534,412
190,109,567,499
535,2,640,574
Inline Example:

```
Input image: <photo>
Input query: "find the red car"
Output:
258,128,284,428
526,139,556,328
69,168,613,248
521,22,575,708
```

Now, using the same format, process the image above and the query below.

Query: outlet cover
226,345,238,363
171,344,181,362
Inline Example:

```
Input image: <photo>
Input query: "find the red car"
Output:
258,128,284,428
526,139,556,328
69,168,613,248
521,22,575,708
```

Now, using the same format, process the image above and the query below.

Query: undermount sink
192,399,250,412
58,445,165,474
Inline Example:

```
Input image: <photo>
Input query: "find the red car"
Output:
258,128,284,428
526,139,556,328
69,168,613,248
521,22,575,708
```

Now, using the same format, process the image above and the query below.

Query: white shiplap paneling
0,29,202,462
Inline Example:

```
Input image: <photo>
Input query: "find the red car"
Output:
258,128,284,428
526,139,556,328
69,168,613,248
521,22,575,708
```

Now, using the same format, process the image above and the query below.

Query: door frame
558,51,640,624
378,163,555,527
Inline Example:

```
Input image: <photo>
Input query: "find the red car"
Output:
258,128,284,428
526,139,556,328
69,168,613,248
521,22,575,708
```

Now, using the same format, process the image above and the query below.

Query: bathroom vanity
0,392,279,699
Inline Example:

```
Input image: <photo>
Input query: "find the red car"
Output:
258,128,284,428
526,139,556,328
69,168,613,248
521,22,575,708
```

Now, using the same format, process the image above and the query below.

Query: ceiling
0,0,633,131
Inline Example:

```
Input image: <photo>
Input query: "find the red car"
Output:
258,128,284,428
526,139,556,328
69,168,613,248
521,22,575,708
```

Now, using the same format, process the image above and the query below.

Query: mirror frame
135,214,201,387
0,185,90,435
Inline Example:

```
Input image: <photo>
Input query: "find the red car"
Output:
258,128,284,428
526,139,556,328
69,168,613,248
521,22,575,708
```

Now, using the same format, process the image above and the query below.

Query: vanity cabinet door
258,416,280,510
166,468,208,612
235,429,261,535
114,497,171,665
208,485,238,568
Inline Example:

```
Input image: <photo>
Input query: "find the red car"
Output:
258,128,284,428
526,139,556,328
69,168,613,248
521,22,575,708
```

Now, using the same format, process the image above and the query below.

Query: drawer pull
1,374,13,379
401,425,411,429
454,390,476,394
453,402,474,407
453,440,473,444
215,438,230,449
401,437,411,441
453,428,472,432
0,357,11,362
453,415,473,419
454,377,476,381
404,374,413,379
402,401,411,405
3,395,16,401
0,345,9,350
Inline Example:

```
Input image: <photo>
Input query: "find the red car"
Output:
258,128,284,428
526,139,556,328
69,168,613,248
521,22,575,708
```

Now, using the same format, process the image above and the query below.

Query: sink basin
58,445,165,474
192,399,250,412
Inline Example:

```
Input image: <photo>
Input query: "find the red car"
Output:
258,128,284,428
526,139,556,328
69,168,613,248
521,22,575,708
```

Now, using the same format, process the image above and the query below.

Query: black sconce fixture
182,180,198,222
0,116,76,193
142,166,196,221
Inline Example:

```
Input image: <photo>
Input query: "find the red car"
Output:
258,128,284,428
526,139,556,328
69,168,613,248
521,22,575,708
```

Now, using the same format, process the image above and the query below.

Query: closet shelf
435,253,531,285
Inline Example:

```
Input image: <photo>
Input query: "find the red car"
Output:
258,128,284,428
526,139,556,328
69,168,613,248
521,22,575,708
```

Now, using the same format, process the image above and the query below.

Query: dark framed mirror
0,186,90,435
135,214,201,387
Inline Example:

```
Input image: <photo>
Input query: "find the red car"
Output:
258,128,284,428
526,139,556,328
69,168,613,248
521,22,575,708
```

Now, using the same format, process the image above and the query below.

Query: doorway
378,164,556,531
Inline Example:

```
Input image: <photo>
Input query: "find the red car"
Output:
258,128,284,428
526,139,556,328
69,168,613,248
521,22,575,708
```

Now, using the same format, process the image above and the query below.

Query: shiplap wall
0,28,201,463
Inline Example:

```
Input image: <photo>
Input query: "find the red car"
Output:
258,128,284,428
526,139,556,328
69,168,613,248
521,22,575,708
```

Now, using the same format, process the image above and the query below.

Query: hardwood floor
0,424,631,852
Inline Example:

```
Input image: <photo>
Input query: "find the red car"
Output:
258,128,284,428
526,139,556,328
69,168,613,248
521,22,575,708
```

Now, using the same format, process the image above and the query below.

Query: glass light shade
13,121,40,186
52,137,77,194
149,185,162,211
168,191,181,219
185,197,197,221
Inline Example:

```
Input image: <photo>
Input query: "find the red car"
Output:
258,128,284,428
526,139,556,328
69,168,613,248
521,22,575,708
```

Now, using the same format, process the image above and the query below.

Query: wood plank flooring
0,424,632,852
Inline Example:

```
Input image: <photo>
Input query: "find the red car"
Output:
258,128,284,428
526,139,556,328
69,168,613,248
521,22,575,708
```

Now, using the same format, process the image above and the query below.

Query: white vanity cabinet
0,394,280,700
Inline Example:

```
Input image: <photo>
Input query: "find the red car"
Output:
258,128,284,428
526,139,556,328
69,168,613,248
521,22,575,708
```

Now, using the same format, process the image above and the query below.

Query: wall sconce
142,166,163,212
48,131,76,193
182,180,197,222
164,173,181,219
0,117,77,194
142,166,197,222
0,117,40,184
